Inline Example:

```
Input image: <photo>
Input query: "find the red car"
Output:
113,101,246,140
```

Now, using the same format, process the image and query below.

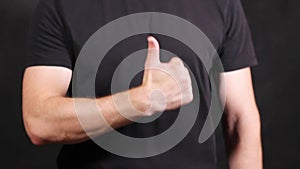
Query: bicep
223,67,258,120
23,66,72,108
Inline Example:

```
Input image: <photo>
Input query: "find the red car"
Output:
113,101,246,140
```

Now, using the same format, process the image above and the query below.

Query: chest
63,0,225,60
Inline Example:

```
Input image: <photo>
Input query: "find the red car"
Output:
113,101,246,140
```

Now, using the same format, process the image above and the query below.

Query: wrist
129,86,152,116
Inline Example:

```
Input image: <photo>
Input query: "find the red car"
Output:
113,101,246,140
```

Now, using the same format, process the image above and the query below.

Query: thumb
145,36,160,67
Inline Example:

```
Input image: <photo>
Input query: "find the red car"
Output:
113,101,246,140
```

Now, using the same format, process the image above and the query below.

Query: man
22,0,262,168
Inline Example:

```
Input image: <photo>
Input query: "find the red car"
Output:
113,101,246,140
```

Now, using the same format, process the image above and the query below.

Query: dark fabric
26,0,257,168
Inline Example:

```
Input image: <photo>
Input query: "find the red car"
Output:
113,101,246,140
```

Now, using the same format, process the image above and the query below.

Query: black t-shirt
27,0,257,168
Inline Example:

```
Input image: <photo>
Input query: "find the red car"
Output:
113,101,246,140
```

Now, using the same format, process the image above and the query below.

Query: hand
141,36,193,116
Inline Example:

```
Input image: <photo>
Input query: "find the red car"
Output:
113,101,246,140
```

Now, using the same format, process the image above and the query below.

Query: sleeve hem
223,60,258,72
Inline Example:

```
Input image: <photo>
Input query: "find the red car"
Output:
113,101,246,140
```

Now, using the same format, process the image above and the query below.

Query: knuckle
181,75,191,85
170,57,183,66
181,78,188,85
186,93,194,103
184,68,190,76
184,67,189,74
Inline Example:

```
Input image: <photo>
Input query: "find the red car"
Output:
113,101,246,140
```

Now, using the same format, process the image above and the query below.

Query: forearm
228,138,262,169
224,110,263,169
23,87,149,145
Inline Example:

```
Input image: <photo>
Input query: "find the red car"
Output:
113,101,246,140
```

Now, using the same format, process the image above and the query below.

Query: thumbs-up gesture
141,36,193,116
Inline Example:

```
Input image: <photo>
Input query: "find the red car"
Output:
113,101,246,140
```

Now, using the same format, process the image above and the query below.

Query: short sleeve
26,0,73,69
220,0,258,72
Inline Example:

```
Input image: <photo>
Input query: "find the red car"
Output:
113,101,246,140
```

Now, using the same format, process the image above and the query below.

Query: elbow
248,111,261,136
23,110,50,146
25,127,48,146
238,110,262,141
225,108,262,140
28,131,48,146
24,118,48,146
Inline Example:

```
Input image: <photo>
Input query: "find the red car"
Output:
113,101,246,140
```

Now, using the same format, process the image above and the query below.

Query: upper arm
24,0,73,107
223,67,259,121
22,66,72,113
219,0,260,132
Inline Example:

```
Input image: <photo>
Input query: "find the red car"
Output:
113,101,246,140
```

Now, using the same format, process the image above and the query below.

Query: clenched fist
141,36,193,116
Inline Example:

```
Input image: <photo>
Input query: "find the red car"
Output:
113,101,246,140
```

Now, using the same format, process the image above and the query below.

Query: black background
0,0,299,168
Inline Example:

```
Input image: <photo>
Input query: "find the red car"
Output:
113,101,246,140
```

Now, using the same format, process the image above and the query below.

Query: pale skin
23,37,262,168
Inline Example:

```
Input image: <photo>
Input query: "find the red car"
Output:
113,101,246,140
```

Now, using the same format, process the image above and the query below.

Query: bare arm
22,66,149,145
22,37,193,145
223,67,263,169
